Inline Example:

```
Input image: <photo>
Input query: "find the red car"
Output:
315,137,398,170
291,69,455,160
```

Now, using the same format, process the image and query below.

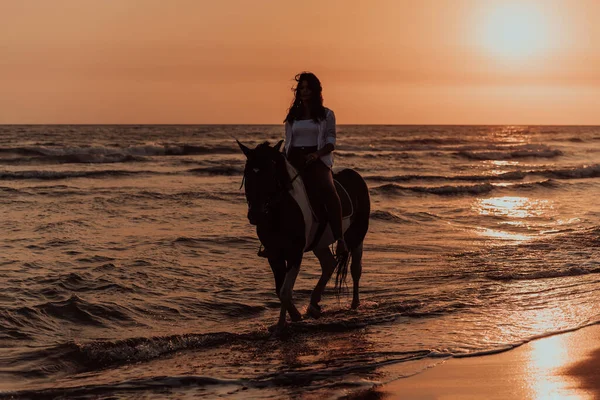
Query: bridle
240,157,305,221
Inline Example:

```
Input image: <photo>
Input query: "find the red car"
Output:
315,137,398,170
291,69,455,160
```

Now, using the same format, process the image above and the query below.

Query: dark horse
238,140,370,331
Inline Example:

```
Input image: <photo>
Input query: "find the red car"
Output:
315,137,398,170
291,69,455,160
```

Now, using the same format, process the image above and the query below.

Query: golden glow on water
477,227,531,242
477,196,550,219
495,306,599,399
488,126,531,143
526,334,589,400
473,195,554,242
488,160,522,178
491,160,520,166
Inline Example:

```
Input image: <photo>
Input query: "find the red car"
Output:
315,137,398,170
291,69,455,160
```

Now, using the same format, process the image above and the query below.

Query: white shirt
291,119,320,147
284,108,336,168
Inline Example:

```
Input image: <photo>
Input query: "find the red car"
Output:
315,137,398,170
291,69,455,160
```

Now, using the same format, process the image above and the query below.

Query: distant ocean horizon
5,123,600,126
1,124,599,398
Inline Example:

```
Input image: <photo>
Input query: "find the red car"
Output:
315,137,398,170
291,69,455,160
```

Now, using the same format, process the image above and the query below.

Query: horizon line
2,123,600,127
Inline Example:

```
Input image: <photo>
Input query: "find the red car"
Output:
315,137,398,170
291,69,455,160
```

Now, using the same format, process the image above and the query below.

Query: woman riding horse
238,72,370,332
259,72,348,259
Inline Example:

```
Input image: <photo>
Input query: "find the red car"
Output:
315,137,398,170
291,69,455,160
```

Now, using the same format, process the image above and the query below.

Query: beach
370,324,600,400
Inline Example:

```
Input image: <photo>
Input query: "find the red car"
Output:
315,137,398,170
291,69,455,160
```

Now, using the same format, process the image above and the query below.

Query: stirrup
257,245,268,258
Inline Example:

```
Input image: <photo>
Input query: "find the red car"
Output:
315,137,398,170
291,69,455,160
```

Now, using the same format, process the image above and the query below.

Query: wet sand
360,324,600,400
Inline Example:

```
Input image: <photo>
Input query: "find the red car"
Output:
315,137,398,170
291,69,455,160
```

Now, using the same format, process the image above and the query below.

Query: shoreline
351,323,600,399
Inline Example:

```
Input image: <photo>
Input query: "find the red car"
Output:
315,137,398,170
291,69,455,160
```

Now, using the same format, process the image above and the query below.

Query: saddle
285,160,353,252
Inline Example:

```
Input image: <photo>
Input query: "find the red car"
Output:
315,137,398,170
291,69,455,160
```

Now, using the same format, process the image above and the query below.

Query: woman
283,72,347,258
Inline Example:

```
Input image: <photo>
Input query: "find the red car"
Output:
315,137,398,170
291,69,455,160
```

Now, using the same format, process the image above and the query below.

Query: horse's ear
237,140,251,158
274,140,284,152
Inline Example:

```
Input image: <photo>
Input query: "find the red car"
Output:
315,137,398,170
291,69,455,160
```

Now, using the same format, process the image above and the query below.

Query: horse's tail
333,168,371,294
334,251,351,295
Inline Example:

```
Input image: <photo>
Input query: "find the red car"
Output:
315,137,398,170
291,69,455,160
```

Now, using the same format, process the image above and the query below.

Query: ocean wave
486,265,600,281
12,321,600,400
455,226,600,282
0,143,239,165
0,169,160,180
173,235,257,246
365,171,527,182
498,179,559,190
35,271,131,295
369,210,442,224
34,219,91,232
119,190,235,202
0,295,137,335
0,376,260,400
337,151,414,160
0,364,405,399
187,166,243,175
0,154,146,165
12,331,273,376
378,137,467,146
370,210,412,223
8,295,598,399
373,182,495,196
6,322,600,399
366,165,600,186
2,300,428,375
372,180,560,196
539,164,600,179
0,186,26,194
48,295,132,324
458,148,563,160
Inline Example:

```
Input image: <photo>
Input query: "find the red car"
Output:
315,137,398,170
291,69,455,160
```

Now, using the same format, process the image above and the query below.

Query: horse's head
238,139,286,225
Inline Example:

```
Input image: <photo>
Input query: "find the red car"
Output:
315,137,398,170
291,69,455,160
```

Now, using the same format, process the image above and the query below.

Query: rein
240,155,306,191
241,156,307,217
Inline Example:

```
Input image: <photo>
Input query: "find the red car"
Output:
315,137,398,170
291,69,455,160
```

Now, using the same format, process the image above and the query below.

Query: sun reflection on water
496,299,598,399
473,196,554,243
477,196,551,219
489,126,532,144
476,227,532,242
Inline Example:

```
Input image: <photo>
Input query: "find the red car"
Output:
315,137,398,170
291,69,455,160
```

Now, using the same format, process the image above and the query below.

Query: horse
238,139,370,332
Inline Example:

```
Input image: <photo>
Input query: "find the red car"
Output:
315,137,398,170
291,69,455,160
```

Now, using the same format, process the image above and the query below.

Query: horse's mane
256,141,280,156
254,142,286,164
256,141,271,150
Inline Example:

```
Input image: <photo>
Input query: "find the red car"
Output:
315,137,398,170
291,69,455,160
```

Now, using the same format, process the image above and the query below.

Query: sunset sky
2,0,600,124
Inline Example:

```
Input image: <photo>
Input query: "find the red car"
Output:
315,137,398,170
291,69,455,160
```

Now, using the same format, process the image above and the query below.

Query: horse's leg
268,255,286,299
350,241,363,309
308,246,336,318
267,255,290,332
277,254,303,328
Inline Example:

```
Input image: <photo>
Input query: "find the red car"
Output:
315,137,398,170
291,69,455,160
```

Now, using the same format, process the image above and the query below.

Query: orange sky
2,0,600,124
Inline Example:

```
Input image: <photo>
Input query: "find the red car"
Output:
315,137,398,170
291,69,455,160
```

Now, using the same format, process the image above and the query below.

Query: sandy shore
354,323,600,400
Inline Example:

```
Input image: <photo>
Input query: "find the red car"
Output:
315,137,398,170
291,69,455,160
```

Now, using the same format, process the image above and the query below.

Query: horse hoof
306,304,321,319
268,323,288,337
351,300,360,310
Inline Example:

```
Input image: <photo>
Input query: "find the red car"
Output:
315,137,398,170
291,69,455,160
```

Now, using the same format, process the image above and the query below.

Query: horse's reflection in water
238,140,370,334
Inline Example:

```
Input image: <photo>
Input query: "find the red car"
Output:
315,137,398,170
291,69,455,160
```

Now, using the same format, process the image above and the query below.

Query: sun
478,3,551,63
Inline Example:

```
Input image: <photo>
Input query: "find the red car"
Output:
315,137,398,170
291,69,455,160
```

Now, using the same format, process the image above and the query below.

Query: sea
1,124,599,399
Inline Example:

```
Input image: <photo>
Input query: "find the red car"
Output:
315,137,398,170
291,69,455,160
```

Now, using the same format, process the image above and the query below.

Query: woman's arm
307,110,336,162
316,143,334,157
323,109,336,149
283,122,292,155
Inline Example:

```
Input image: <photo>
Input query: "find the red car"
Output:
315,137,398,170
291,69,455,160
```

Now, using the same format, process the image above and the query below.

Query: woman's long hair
284,72,326,124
